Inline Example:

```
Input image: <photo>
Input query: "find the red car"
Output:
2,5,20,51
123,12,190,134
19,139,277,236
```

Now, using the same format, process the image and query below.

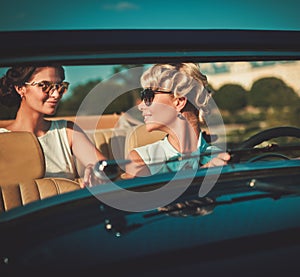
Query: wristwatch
93,160,119,181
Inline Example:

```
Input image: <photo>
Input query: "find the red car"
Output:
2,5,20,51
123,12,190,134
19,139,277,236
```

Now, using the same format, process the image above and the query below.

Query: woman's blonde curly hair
140,63,212,120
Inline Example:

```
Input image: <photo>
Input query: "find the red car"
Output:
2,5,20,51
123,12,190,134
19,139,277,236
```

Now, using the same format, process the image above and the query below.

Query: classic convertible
0,29,299,276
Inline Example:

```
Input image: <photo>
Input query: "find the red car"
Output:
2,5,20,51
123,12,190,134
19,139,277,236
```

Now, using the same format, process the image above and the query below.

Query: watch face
94,160,119,181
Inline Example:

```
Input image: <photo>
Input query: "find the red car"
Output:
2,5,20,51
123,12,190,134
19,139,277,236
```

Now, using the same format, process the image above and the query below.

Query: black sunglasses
25,81,70,96
140,88,173,106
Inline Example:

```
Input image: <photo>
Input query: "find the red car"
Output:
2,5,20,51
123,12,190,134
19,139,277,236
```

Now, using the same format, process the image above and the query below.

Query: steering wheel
238,126,300,149
234,126,300,162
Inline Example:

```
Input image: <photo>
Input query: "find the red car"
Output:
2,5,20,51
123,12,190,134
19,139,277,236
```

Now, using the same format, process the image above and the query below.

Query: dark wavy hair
0,66,65,107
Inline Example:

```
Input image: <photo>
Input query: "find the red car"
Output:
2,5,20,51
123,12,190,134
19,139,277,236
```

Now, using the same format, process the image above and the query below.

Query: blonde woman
125,63,230,178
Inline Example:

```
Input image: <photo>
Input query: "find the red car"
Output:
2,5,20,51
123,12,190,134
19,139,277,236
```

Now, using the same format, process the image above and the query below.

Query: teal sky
1,0,300,95
1,0,300,31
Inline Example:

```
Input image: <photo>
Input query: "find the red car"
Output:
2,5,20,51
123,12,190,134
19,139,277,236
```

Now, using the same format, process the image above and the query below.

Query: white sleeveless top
134,132,219,175
0,120,77,179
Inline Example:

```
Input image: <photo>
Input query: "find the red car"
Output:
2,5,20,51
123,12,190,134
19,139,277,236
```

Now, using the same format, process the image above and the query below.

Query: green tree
213,84,247,113
248,77,299,108
289,99,300,127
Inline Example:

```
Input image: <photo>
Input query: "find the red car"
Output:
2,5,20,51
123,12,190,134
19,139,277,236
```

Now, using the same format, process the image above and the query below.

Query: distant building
201,61,300,95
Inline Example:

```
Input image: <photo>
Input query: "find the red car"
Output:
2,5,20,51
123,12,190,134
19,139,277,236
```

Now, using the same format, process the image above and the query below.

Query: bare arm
201,152,231,168
66,121,107,187
124,149,230,179
123,149,151,179
67,121,106,165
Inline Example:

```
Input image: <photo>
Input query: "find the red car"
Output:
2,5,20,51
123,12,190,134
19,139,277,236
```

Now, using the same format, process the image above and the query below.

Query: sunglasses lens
141,88,154,106
57,82,69,94
57,87,65,94
38,81,52,93
41,81,69,95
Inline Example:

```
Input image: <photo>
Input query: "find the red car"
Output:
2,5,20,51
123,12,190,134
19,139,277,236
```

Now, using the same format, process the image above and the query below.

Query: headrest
124,124,167,158
0,132,45,185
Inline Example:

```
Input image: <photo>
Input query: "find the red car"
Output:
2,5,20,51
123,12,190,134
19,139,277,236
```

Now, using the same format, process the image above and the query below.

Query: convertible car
0,29,299,276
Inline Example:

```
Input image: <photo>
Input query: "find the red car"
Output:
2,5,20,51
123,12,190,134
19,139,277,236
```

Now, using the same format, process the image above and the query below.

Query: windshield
1,58,300,214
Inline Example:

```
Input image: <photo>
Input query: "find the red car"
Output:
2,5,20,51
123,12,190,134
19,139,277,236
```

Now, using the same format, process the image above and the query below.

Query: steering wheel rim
247,153,291,162
238,126,300,149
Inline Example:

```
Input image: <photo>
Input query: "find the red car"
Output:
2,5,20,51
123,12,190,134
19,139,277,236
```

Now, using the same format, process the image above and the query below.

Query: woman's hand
202,152,231,168
81,163,108,188
80,160,120,188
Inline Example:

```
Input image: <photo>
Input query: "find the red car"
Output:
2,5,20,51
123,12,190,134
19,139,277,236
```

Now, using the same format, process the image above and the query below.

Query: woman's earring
177,112,185,120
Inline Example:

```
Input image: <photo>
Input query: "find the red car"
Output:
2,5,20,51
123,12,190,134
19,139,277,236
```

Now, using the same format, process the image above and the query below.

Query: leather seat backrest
0,132,45,211
74,128,128,177
0,131,45,185
93,128,128,161
0,131,79,213
124,124,167,158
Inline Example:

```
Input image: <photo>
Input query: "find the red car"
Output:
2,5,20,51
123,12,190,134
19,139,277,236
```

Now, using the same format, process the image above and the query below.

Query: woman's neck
166,115,200,154
7,105,50,137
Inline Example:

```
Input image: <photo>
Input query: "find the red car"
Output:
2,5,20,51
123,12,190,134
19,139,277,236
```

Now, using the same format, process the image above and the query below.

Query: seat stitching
34,179,42,200
52,179,61,194
0,186,5,212
17,183,22,207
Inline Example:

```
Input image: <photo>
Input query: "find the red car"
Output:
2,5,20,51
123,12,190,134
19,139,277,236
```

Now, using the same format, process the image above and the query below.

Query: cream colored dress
134,132,219,175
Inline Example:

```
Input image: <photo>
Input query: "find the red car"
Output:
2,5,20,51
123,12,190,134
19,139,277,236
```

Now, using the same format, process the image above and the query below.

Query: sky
1,0,300,95
0,0,300,31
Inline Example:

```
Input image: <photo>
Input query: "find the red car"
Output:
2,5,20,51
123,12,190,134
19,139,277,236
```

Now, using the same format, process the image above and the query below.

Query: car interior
0,112,171,212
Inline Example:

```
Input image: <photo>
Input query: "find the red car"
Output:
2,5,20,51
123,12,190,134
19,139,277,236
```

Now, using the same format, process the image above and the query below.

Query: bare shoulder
66,120,85,134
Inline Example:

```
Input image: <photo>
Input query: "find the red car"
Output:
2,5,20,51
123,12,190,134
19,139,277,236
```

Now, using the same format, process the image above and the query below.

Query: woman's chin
145,122,156,132
145,122,166,133
44,109,56,116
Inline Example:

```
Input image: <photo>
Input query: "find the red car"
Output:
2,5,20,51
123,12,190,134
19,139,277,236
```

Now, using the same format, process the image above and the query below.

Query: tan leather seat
0,131,80,213
124,124,167,158
74,128,128,177
94,128,128,161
